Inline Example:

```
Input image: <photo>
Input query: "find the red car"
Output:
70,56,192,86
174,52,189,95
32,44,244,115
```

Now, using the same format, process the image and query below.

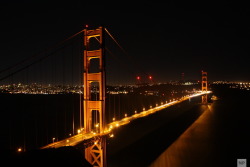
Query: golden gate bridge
0,26,210,167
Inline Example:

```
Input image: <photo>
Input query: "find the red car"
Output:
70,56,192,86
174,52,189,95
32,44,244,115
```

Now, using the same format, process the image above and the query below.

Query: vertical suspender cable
113,94,116,120
79,37,82,131
96,86,98,131
22,116,26,151
118,93,121,119
71,44,75,135
9,114,12,150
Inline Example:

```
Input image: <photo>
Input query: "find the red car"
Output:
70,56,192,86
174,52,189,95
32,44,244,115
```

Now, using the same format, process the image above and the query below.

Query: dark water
1,86,249,167
0,94,81,151
106,95,205,167
106,86,250,167
0,92,174,151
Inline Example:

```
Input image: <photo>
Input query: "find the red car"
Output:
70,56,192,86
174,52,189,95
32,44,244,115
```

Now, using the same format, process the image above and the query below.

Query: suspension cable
94,34,141,81
0,29,84,82
104,28,129,57
104,28,149,77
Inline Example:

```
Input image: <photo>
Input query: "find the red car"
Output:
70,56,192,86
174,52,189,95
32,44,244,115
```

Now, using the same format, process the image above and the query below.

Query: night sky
0,1,249,84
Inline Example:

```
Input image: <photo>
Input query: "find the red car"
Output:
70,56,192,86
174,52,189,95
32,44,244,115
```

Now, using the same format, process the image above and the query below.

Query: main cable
0,29,85,81
104,28,129,58
104,28,149,78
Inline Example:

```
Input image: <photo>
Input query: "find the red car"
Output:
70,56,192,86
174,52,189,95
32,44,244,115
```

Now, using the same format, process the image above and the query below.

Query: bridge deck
41,91,210,149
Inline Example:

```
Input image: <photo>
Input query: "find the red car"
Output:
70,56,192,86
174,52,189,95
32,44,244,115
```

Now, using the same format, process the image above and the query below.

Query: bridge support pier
85,137,106,167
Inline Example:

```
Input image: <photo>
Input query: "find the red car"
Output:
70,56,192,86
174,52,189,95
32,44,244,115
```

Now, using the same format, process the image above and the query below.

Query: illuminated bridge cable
97,29,149,84
78,37,83,131
0,43,68,82
104,28,129,57
94,36,119,61
0,29,85,81
1,29,84,75
104,28,149,78
94,36,132,74
104,28,137,65
104,28,140,63
92,36,136,86
118,93,121,119
71,45,75,136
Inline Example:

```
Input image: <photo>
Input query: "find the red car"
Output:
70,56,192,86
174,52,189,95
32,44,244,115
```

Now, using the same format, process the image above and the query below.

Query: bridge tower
201,71,208,104
83,26,106,167
201,71,208,91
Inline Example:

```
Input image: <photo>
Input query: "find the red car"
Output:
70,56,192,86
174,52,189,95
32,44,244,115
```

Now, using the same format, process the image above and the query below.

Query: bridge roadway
41,91,210,149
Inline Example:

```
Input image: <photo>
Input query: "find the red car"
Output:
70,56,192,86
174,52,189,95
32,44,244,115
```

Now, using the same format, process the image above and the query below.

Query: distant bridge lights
109,133,114,138
77,128,84,134
109,125,113,129
17,147,22,152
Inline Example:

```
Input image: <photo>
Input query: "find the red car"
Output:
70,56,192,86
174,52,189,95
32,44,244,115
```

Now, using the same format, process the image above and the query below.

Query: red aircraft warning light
149,76,152,80
136,76,140,80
